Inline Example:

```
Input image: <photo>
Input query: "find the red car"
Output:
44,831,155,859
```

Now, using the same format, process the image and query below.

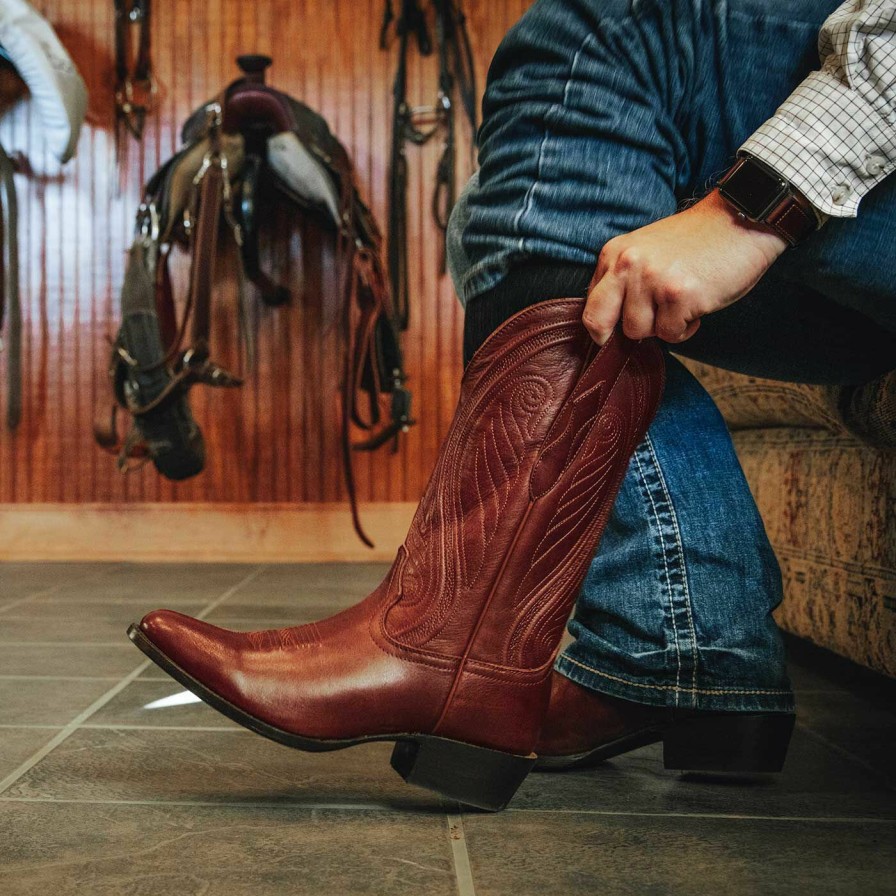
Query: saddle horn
236,54,272,83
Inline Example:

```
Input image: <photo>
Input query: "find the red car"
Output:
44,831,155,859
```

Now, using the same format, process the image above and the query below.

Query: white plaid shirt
740,0,896,219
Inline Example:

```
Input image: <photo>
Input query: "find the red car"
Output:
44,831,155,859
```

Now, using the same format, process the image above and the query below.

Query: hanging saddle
96,55,414,546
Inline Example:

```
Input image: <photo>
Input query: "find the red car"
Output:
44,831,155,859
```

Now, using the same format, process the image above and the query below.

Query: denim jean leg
445,0,818,714
555,354,794,713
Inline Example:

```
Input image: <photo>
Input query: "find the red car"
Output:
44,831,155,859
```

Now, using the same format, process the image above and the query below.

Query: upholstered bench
676,358,896,679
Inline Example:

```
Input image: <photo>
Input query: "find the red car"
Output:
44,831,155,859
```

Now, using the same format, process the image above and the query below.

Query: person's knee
478,0,638,148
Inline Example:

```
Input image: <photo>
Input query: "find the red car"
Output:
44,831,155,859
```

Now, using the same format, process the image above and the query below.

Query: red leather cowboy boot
535,671,795,772
127,297,665,810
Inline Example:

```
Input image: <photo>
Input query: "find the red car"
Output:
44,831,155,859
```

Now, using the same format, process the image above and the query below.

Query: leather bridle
114,0,155,154
381,0,476,331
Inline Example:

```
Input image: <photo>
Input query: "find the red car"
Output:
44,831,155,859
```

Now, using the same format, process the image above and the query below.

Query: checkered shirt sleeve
739,0,896,219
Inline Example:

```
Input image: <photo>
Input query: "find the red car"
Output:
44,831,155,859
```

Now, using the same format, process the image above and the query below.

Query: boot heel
662,712,795,773
390,736,536,811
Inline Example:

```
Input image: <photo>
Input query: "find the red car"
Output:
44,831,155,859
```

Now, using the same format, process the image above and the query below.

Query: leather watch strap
764,190,818,248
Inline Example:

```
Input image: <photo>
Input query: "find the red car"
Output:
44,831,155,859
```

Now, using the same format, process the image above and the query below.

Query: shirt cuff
739,67,896,219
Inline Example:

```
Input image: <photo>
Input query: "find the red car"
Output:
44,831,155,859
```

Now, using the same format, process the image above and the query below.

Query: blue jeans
446,0,896,713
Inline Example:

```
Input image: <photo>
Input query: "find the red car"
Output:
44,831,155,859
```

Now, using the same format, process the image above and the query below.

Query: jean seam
643,431,700,699
511,31,597,254
559,654,792,697
631,440,683,704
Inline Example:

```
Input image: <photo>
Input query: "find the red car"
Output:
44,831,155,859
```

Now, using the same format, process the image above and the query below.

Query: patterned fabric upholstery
676,356,896,679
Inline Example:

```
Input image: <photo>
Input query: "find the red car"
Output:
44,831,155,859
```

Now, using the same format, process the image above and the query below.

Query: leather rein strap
382,0,477,330
97,105,243,459
114,0,154,152
140,108,244,406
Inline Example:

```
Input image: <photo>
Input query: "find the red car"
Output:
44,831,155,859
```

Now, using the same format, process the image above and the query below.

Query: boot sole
535,712,796,773
535,727,663,771
127,623,535,811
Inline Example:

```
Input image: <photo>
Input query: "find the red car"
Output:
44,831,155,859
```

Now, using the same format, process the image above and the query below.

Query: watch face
721,160,787,219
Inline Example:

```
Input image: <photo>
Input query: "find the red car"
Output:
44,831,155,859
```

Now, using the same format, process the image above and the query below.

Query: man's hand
583,189,789,345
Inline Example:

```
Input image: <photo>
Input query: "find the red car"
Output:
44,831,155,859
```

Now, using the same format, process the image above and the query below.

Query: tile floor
0,562,894,895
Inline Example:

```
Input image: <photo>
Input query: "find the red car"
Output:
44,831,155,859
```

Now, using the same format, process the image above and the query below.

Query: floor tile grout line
0,660,155,795
0,642,152,647
446,811,477,896
0,796,893,824
0,567,126,617
0,585,70,617
0,569,273,642
0,675,128,681
78,724,248,731
0,567,266,797
190,566,268,622
795,722,896,792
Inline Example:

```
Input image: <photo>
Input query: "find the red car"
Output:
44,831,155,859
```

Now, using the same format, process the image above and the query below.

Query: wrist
702,188,789,260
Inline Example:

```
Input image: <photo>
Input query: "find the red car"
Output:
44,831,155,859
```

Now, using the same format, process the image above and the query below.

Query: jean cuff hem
555,654,796,714
459,258,512,308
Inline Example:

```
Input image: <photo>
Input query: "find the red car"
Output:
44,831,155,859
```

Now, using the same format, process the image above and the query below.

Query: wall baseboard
0,503,418,563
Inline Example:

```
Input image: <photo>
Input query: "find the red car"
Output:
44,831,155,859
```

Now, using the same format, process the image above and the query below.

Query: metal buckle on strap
203,101,223,134
218,153,243,246
181,346,208,369
115,76,157,118
193,103,225,186
115,344,139,368
190,102,245,244
180,348,242,388
203,101,223,153
192,154,214,187
134,202,161,274
390,368,413,432
135,202,159,245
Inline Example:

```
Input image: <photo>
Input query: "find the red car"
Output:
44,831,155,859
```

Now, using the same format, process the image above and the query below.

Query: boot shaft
376,298,665,690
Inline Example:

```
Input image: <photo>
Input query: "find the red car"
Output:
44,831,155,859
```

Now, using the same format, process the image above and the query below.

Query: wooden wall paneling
0,0,533,516
1,502,418,562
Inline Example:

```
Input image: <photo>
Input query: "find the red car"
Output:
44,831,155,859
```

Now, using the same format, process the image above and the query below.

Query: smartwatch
717,154,819,247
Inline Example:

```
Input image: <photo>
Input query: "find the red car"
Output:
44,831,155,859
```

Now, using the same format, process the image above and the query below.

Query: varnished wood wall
0,0,531,508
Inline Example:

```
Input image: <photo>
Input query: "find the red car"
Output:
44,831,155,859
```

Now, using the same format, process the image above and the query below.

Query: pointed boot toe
135,608,224,661
129,610,242,705
137,608,197,647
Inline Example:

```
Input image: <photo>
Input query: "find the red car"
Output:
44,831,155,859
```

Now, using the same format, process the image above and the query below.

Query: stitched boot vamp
139,593,457,741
